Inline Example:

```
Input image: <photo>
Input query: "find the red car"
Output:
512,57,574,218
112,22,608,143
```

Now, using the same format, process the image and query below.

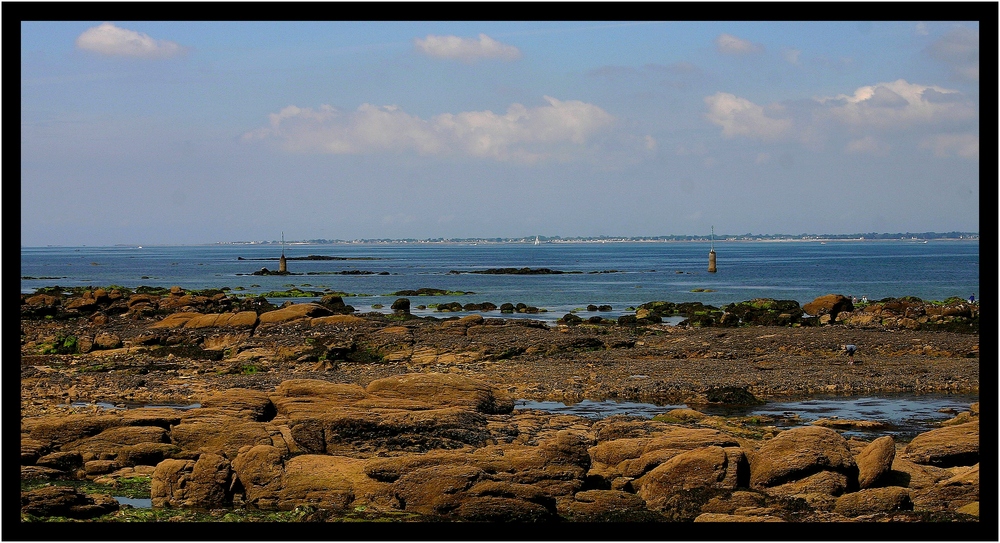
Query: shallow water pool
515,392,978,440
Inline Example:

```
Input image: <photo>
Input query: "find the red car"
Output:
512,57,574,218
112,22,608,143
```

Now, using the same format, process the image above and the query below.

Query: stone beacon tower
707,226,717,273
278,232,288,273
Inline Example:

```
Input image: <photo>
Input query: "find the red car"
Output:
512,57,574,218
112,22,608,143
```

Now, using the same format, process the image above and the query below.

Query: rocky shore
20,286,979,526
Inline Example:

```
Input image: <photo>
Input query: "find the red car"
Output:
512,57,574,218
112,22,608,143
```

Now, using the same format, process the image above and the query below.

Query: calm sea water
20,240,979,321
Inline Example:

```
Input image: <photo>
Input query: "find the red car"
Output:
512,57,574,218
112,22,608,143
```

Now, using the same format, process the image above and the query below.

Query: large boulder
61,426,169,461
275,454,362,512
183,311,258,329
21,485,119,519
833,486,913,516
365,372,513,414
749,426,858,489
856,436,896,489
562,490,661,522
150,453,232,508
230,445,286,508
258,303,333,324
635,446,747,510
170,411,280,458
802,294,854,321
198,388,277,421
903,421,978,467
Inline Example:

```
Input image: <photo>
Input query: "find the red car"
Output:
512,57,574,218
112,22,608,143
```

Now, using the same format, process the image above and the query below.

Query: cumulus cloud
76,22,186,58
414,34,521,62
925,27,979,82
919,133,979,158
817,79,976,130
703,92,793,140
245,96,615,163
714,33,764,55
704,80,977,159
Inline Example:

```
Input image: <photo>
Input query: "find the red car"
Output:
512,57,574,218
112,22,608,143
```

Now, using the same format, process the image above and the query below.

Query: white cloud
246,96,615,163
817,79,976,130
414,34,521,62
703,92,793,140
783,48,801,65
845,136,891,156
919,133,979,159
914,22,929,36
76,22,186,58
704,80,976,159
714,33,764,55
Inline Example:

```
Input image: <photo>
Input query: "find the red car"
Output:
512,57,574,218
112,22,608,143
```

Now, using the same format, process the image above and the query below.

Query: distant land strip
216,231,978,245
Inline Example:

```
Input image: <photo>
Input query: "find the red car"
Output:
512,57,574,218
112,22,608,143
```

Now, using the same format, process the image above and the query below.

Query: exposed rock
258,303,333,325
856,436,895,489
749,426,857,489
903,421,978,467
150,453,232,508
635,446,745,510
21,485,119,519
562,489,661,522
694,512,785,522
833,486,913,516
803,294,854,321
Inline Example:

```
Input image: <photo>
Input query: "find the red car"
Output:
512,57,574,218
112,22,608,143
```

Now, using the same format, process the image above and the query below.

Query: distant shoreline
21,235,980,249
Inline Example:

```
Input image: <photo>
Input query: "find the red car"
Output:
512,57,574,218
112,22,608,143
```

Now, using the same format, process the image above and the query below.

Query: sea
20,239,979,322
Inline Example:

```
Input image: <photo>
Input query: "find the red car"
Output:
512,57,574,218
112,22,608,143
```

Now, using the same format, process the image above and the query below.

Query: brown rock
749,426,857,488
199,388,276,421
563,489,656,521
150,453,232,508
455,496,554,522
62,425,169,460
904,421,978,467
763,470,851,498
21,485,119,519
365,372,513,414
258,303,332,324
115,442,183,467
635,446,740,510
231,445,286,508
833,486,913,516
170,413,277,458
802,294,853,321
275,454,364,512
35,451,83,472
694,512,784,522
184,311,258,329
856,436,895,489
149,312,200,329
392,464,484,515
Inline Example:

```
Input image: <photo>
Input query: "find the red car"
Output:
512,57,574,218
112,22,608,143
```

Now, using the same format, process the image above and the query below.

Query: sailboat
534,236,540,246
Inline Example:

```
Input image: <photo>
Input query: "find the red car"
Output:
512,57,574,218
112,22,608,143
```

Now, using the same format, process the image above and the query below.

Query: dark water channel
515,392,978,441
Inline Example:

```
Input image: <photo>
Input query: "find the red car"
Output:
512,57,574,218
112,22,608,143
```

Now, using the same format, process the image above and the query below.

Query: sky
20,16,981,246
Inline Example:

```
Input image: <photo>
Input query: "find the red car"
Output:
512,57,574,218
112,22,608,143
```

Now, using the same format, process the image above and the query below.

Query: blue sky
20,18,980,245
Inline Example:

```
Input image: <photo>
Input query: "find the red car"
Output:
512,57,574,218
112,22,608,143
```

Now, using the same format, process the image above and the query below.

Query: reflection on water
515,393,978,440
